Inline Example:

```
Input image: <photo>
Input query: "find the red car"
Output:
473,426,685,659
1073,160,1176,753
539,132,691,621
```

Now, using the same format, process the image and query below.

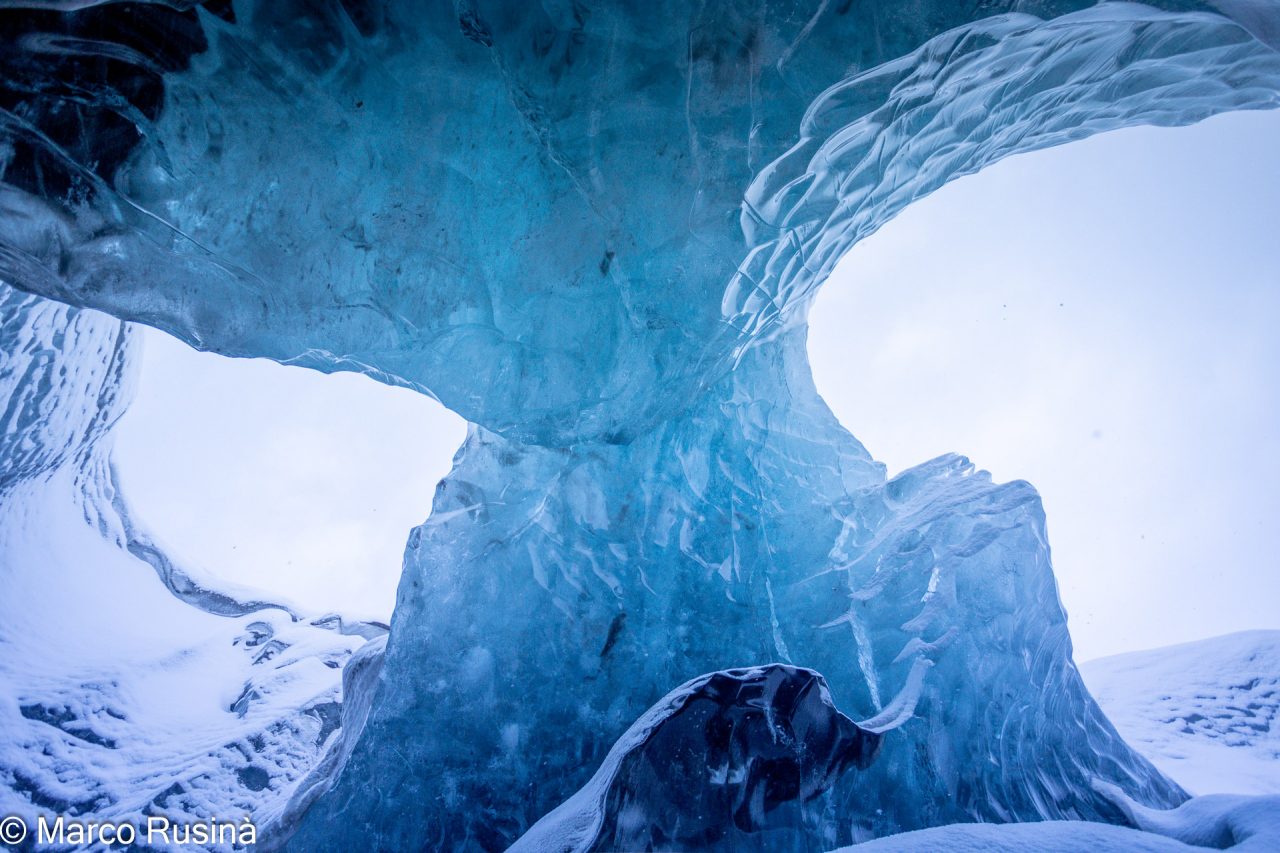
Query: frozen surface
836,633,1280,850
830,795,1280,851
1083,632,1280,797
0,285,369,841
0,469,360,834
2,1,1280,851
297,333,1183,849
2,1,1278,445
807,109,1280,662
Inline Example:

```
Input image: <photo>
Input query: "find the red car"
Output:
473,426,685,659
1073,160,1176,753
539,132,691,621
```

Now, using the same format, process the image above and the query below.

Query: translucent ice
4,1,1273,447
3,1,1280,850
510,665,880,853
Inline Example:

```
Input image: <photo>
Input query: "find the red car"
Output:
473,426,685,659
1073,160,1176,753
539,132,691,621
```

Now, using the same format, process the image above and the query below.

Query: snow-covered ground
1082,631,1280,798
0,287,390,848
0,464,368,839
836,633,1280,851
838,795,1280,852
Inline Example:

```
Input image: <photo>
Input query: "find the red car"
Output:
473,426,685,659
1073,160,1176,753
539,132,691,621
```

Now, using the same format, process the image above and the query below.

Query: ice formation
510,665,882,853
2,0,1280,850
515,637,1280,852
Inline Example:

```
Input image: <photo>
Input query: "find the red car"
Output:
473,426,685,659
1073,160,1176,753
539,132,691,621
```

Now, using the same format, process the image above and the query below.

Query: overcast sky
811,108,1280,661
114,108,1279,660
113,334,465,623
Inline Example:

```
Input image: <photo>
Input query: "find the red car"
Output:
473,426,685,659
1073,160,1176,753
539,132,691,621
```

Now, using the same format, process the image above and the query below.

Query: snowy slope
833,634,1280,850
0,465,364,837
1082,631,1280,797
0,287,383,848
835,794,1280,851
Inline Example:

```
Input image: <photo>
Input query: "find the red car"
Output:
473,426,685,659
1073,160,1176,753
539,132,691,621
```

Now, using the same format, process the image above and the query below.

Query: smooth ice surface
511,665,880,853
810,110,1280,661
3,1,1280,850
114,326,464,623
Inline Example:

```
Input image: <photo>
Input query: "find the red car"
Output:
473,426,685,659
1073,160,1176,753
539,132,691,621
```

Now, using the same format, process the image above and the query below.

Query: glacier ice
2,0,1280,850
296,330,1185,849
4,0,1274,447
510,664,881,853
524,635,1280,853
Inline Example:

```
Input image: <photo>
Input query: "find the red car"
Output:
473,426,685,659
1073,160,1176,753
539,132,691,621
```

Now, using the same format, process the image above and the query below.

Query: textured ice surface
293,331,1184,849
3,1,1277,446
511,665,880,853
3,0,1280,851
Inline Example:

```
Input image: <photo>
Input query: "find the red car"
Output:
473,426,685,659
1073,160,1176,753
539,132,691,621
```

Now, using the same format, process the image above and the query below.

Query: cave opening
809,108,1280,662
112,325,465,624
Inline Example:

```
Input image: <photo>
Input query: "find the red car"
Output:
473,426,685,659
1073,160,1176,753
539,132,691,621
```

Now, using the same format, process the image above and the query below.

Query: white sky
811,109,1280,661
113,109,1279,660
113,335,465,623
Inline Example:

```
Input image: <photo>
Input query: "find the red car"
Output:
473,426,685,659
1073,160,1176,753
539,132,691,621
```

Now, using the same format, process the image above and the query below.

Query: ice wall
0,284,133,496
291,328,1186,850
3,1,1280,850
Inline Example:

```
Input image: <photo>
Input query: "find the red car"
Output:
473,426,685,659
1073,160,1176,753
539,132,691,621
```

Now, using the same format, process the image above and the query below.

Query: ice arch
2,1,1279,850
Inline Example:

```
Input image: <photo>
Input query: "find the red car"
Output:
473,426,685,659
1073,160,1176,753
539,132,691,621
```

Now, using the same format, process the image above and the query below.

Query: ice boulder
511,665,880,853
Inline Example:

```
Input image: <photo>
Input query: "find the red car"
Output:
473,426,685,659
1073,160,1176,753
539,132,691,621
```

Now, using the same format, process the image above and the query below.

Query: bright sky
811,108,1280,662
112,335,465,623
113,109,1279,660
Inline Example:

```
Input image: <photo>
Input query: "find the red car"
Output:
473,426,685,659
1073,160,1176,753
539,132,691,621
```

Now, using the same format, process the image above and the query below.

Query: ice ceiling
2,0,1279,850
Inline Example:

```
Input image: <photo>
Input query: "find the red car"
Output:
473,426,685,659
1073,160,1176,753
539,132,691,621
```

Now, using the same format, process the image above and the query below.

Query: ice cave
1,1,1278,851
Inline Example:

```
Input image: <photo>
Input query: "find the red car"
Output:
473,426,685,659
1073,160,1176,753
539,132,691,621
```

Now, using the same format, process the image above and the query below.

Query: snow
1082,631,1280,797
833,795,1280,852
832,633,1280,850
838,821,1193,852
0,284,382,845
833,798,1280,852
0,464,363,835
